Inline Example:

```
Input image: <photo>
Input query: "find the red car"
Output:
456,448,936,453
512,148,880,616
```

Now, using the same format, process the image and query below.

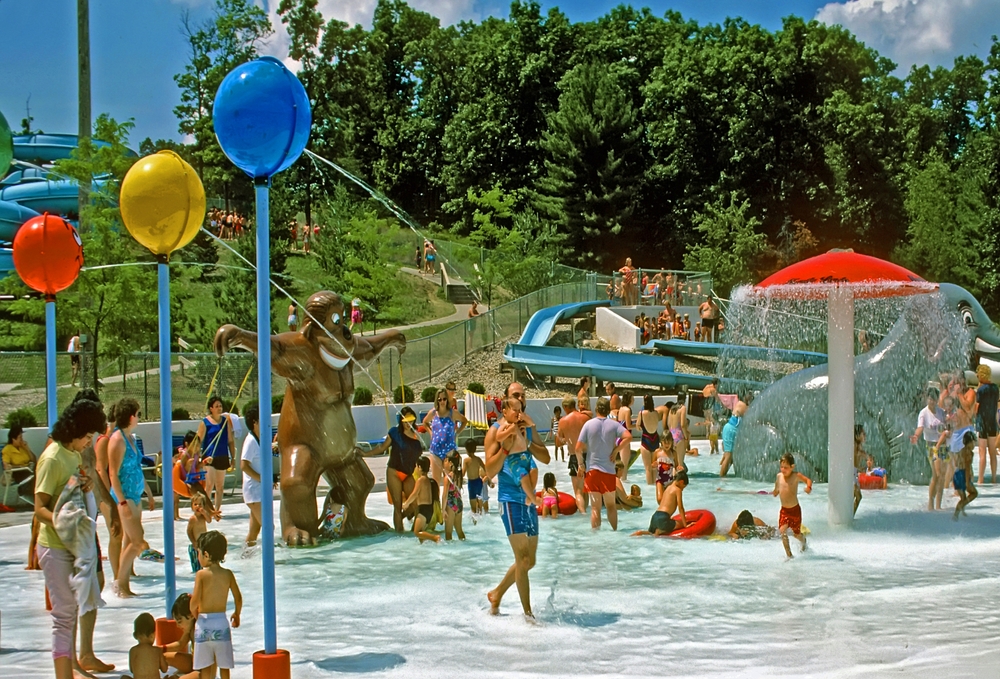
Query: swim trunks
193,612,234,670
954,468,967,492
568,454,580,477
649,510,676,534
500,501,538,537
584,469,616,495
778,503,802,535
467,477,484,500
542,494,558,508
188,543,201,574
506,450,534,484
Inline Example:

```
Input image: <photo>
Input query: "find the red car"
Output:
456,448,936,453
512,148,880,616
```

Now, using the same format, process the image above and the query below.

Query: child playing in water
541,472,559,518
773,453,812,558
125,612,167,679
708,419,721,455
463,439,486,516
163,593,198,678
551,406,564,461
632,469,688,536
495,397,539,506
854,425,867,516
187,491,214,574
954,430,979,519
191,531,242,678
402,456,441,543
655,447,674,503
443,450,466,540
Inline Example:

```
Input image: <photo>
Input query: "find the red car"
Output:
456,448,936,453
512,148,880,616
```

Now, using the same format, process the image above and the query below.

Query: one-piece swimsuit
639,412,660,450
429,411,457,460
110,428,145,504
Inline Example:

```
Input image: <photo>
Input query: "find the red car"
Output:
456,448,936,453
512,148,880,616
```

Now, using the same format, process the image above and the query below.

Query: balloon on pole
12,213,84,428
120,149,206,624
213,54,310,678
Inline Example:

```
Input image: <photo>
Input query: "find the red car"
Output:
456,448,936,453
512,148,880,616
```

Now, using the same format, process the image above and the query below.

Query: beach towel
53,474,104,616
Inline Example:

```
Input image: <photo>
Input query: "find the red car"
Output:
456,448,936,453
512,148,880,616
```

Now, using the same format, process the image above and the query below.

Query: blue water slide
645,338,827,366
1,168,51,186
518,300,609,346
0,199,40,242
504,343,766,391
0,248,13,277
12,133,130,163
0,178,92,216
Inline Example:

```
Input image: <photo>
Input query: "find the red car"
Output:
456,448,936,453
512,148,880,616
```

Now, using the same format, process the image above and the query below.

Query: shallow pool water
3,441,1000,678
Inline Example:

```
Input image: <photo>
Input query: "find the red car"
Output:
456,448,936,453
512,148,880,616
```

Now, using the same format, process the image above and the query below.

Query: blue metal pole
45,297,57,428
158,258,176,617
255,178,277,655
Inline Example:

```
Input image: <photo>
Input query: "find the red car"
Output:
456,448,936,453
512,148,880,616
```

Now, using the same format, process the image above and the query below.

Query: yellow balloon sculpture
120,150,206,256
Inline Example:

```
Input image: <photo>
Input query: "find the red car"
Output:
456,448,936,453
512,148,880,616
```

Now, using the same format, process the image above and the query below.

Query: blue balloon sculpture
213,56,311,179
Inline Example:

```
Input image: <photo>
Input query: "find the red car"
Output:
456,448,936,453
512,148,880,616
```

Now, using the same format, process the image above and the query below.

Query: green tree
534,61,641,267
683,193,767,296
895,158,984,296
174,0,271,209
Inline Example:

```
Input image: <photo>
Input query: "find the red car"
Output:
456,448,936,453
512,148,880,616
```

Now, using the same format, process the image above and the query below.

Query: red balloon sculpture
12,213,84,295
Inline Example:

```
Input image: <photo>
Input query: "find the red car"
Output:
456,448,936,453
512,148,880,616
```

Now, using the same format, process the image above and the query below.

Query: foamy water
3,441,1000,678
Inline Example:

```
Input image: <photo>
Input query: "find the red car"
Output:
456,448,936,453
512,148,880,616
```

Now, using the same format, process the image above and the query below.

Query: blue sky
1,0,997,145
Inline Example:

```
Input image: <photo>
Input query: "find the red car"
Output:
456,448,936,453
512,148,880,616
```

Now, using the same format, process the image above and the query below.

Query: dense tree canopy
171,0,1000,305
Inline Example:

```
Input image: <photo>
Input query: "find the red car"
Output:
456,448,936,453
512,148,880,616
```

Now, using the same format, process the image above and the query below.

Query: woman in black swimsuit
369,406,423,533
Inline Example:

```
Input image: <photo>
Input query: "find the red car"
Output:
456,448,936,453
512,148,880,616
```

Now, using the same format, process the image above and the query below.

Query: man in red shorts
576,397,632,530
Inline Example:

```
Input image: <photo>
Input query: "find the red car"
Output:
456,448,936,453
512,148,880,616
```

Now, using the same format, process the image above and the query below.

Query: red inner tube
536,490,578,516
664,509,716,538
858,473,887,490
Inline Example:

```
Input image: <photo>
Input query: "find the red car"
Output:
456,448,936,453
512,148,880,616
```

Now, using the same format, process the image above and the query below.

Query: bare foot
457,530,466,541
487,590,501,615
78,655,115,672
113,582,137,598
523,613,538,624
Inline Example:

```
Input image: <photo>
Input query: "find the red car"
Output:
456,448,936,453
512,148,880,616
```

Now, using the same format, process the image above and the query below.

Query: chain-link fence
0,277,601,426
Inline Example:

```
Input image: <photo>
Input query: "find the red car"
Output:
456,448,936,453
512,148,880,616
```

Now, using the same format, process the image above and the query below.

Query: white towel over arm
53,474,105,615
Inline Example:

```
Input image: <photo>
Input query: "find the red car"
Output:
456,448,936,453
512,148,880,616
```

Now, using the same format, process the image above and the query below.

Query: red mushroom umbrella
751,250,937,526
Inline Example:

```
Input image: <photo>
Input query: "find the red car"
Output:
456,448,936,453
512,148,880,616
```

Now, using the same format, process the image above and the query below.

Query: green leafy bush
421,386,440,403
353,387,373,406
393,385,414,404
172,407,191,421
466,382,485,395
4,407,39,429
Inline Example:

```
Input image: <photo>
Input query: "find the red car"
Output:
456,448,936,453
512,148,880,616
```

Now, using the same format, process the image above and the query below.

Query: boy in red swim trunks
773,453,812,558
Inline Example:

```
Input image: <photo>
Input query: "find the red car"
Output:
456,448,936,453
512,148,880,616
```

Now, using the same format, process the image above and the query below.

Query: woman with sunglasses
423,388,468,509
370,406,423,532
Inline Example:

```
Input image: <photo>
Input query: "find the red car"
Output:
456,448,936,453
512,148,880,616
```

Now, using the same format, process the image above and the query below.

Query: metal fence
0,278,600,426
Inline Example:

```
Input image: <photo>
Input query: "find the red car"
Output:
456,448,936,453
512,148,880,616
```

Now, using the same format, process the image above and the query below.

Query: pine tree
534,62,641,267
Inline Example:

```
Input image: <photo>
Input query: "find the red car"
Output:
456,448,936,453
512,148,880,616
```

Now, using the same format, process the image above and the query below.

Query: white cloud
260,0,482,68
816,0,1000,71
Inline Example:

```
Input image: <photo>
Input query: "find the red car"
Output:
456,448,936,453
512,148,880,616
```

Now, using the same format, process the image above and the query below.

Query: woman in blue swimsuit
196,397,236,514
108,398,148,598
423,388,467,507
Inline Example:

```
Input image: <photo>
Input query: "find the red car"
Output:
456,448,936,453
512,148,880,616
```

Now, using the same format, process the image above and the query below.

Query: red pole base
155,618,182,647
253,649,291,679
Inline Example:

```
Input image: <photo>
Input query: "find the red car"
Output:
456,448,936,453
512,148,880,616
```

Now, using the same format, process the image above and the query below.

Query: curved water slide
504,301,765,390
645,338,828,366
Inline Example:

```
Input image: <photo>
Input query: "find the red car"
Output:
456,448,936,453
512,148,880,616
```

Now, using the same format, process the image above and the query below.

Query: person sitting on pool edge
632,469,688,536
727,510,775,539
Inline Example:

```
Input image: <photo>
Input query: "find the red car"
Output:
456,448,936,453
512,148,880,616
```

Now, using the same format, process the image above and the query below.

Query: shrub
4,407,39,429
353,387,373,406
272,395,284,412
466,382,485,395
172,407,191,421
421,386,440,403
393,385,414,404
